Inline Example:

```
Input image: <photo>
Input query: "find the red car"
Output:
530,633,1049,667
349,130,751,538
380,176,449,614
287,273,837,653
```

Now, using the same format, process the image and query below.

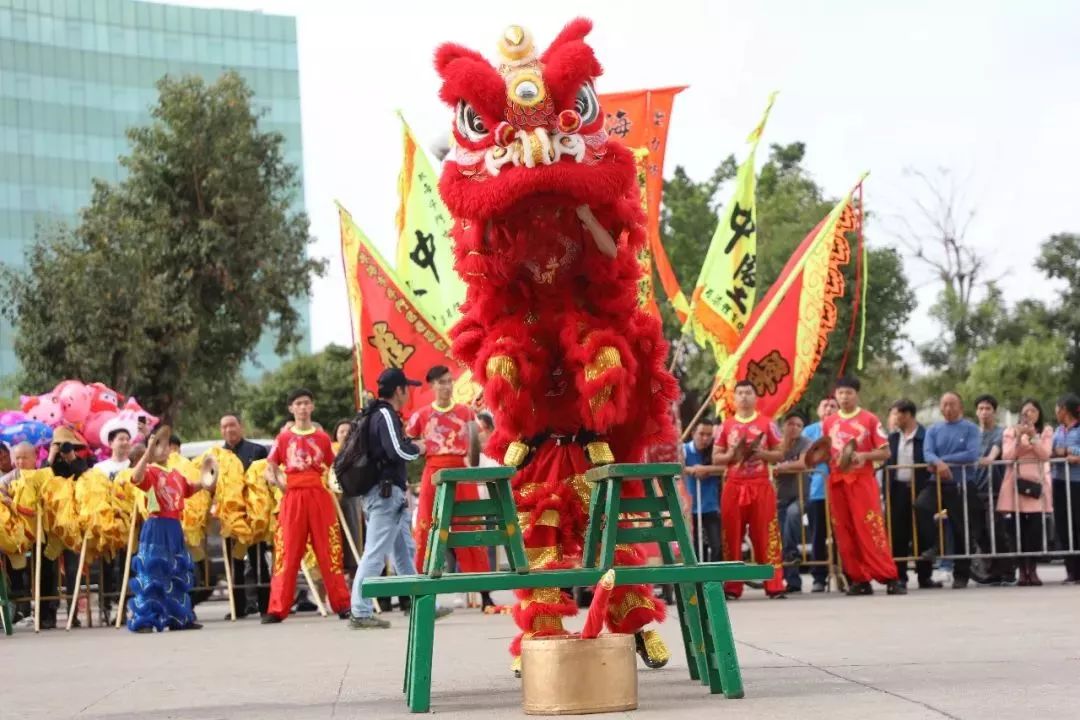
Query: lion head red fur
434,19,637,220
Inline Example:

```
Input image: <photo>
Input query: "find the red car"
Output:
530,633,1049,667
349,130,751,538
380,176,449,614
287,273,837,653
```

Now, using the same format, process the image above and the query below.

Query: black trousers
1053,482,1080,578
95,556,119,614
914,482,973,580
998,511,1049,556
690,511,721,563
887,481,933,584
809,499,830,583
5,559,32,616
231,541,271,616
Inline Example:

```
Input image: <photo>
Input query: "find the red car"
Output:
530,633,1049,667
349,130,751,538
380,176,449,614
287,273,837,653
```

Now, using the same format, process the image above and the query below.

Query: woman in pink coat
997,398,1054,586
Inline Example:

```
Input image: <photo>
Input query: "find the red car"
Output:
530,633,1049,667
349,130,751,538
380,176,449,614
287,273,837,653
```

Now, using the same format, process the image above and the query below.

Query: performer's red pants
720,478,785,597
509,443,665,658
414,454,491,574
829,472,898,584
268,486,351,618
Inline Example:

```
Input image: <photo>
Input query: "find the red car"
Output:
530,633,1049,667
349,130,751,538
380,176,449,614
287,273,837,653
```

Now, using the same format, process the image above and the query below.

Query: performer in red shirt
713,380,786,599
263,388,351,622
815,376,905,596
127,426,213,633
408,366,491,584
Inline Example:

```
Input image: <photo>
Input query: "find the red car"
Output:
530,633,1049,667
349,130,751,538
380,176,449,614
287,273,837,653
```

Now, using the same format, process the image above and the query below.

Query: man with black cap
348,368,452,628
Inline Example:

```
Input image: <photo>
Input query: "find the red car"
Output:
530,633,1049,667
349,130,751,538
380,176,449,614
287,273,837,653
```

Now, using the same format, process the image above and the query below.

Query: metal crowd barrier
881,457,1077,561
680,456,1079,589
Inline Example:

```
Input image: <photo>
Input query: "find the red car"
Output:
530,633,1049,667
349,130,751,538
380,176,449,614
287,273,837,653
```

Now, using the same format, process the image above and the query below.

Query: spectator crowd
680,382,1080,594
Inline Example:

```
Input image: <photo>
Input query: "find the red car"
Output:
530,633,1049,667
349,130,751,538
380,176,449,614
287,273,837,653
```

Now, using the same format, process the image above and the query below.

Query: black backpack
334,403,383,497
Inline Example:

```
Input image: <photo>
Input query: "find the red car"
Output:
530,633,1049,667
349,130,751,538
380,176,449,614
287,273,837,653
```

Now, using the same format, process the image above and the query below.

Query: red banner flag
339,203,474,417
600,86,689,320
712,180,864,417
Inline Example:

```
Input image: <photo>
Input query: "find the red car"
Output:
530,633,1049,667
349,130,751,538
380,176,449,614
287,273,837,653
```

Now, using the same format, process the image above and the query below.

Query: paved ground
5,567,1079,719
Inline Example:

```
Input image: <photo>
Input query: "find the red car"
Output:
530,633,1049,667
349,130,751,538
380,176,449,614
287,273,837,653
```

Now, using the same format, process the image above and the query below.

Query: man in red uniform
407,366,491,585
713,380,786,599
263,388,352,623
815,376,905,596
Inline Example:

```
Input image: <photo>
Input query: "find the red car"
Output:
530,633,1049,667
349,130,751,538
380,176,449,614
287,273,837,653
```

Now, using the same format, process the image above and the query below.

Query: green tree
659,143,915,421
1035,232,1080,390
240,344,357,436
961,335,1069,412
1,72,324,424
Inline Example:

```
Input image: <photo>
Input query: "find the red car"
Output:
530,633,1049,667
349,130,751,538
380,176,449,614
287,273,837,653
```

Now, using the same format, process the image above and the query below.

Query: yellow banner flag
393,113,465,335
683,92,778,363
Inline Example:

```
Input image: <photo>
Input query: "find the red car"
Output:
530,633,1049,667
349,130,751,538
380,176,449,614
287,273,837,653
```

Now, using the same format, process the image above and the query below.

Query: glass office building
0,0,309,382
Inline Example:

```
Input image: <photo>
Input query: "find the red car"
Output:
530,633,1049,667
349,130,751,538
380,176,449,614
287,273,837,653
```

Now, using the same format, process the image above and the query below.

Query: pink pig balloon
83,410,118,450
88,382,123,414
21,392,65,428
57,380,92,425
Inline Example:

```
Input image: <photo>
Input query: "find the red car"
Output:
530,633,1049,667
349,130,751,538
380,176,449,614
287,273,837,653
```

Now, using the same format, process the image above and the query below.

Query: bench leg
599,484,621,570
582,481,607,568
403,595,415,694
405,593,436,712
490,479,529,574
675,582,709,683
703,581,745,699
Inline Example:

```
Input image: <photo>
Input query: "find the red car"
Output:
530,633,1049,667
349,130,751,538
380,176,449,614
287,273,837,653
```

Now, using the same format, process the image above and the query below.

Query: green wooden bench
362,462,773,713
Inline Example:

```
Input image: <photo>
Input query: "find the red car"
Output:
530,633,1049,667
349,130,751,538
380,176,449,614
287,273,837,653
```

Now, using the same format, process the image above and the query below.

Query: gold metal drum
521,634,638,715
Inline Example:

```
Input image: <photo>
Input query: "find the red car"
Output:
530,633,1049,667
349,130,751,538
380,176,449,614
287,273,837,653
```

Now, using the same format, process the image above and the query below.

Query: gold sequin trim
611,591,655,623
584,346,621,381
568,474,591,510
532,615,565,633
537,509,560,527
641,630,671,664
504,440,529,467
586,441,615,465
526,545,563,569
486,354,519,388
522,587,564,607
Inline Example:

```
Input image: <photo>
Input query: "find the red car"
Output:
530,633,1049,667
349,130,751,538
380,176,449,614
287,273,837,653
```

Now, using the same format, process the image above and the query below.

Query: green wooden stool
422,465,529,578
582,462,747,699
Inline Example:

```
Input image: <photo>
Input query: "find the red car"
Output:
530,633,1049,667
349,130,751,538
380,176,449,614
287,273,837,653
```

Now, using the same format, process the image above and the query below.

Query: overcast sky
186,0,1080,358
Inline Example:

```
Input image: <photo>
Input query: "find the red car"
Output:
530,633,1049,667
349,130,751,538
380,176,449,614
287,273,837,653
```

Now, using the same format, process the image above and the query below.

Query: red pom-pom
557,109,582,134
495,121,516,147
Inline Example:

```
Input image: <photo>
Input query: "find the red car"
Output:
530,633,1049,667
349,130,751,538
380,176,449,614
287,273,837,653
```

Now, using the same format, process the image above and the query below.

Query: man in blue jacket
923,391,981,589
802,397,837,592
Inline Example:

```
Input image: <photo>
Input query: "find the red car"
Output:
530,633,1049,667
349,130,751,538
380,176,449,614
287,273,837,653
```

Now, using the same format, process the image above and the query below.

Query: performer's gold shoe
504,441,530,467
511,655,522,678
635,629,670,669
586,440,614,466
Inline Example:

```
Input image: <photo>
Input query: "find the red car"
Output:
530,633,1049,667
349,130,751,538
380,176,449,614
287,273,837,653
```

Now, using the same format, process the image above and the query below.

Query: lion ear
434,43,487,76
540,17,593,62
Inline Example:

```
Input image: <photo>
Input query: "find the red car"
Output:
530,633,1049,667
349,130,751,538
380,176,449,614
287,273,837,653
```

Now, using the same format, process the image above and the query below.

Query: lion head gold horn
497,25,536,66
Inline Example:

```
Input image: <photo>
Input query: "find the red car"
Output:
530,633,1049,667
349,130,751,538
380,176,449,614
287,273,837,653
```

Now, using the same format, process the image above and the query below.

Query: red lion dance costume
435,19,679,672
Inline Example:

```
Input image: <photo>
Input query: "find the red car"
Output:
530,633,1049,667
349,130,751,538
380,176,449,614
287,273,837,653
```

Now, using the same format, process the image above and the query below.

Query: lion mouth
449,129,608,178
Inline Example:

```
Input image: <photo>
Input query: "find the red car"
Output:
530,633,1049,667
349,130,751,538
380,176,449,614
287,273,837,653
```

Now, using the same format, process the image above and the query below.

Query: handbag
1016,477,1043,499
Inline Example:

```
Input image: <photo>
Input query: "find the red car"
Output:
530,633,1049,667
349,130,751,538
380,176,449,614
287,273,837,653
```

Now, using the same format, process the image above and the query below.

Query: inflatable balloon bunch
14,379,159,451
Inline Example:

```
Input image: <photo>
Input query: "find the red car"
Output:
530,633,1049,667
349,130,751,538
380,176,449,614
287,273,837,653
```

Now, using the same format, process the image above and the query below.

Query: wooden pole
301,561,328,617
33,505,42,634
333,496,362,568
66,533,89,631
221,537,237,622
681,376,724,442
115,503,139,629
